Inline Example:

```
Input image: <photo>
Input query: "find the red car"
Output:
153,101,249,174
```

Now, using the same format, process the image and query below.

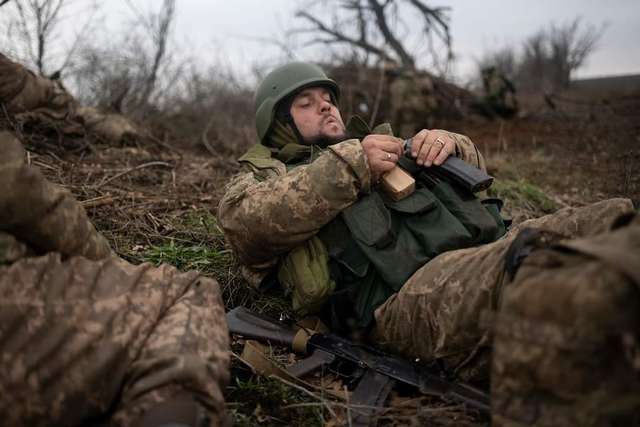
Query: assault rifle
227,306,490,426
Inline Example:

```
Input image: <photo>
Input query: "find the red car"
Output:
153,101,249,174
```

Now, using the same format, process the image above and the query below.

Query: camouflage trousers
0,254,230,427
492,213,640,426
373,198,635,381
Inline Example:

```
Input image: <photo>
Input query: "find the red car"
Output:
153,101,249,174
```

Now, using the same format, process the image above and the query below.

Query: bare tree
478,18,605,94
517,31,549,92
71,0,178,116
1,0,99,76
518,18,605,92
547,18,603,88
292,0,452,72
477,46,517,79
125,0,176,107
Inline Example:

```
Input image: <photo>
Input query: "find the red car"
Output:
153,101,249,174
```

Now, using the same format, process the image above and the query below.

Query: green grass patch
140,239,232,275
489,178,558,215
129,209,292,314
129,209,234,280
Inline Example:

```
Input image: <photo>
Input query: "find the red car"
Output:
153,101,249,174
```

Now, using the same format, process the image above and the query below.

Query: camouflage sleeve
1,53,139,144
0,131,112,260
0,254,229,426
218,139,370,270
0,52,76,118
438,130,487,172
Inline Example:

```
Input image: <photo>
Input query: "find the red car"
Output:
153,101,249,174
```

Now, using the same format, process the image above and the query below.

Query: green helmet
254,62,340,143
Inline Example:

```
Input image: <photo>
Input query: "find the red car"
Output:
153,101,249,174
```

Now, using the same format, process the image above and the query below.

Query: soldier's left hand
408,129,455,167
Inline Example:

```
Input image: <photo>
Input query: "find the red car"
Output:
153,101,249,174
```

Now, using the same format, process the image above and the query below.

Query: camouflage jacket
0,131,112,264
218,129,486,287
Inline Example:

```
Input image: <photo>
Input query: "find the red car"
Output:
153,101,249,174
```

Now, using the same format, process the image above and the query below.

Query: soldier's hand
361,134,404,182
408,129,456,167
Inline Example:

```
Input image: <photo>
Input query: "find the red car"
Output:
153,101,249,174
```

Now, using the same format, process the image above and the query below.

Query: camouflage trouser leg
492,215,640,426
373,198,634,380
0,254,229,427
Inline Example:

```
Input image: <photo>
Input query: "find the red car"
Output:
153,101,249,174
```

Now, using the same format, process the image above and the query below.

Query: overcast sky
165,0,640,82
8,0,640,84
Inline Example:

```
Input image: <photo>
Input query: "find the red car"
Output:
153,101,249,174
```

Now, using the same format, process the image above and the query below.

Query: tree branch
405,0,451,60
367,0,415,68
295,10,395,63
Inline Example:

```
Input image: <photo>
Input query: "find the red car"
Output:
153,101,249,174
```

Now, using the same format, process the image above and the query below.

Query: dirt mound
328,63,475,129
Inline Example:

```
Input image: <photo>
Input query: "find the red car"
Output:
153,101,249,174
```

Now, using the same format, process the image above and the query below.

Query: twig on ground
32,160,58,171
96,161,171,188
148,133,182,156
81,195,116,208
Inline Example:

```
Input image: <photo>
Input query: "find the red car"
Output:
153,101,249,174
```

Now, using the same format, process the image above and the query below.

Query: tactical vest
317,157,506,333
240,118,506,333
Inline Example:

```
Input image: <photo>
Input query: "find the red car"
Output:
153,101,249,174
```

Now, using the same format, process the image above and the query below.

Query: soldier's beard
302,131,351,148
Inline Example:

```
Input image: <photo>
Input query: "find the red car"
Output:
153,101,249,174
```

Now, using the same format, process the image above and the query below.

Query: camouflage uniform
219,124,636,399
219,131,485,284
473,66,518,119
0,132,230,426
372,198,634,380
491,214,640,426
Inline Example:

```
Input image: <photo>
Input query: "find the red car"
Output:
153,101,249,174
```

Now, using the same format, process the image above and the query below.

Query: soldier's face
290,87,346,144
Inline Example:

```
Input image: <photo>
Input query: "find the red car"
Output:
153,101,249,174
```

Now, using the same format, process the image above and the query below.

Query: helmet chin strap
276,96,307,145
283,112,307,145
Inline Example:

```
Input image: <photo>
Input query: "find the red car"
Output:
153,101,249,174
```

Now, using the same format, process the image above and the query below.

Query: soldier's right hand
361,134,404,182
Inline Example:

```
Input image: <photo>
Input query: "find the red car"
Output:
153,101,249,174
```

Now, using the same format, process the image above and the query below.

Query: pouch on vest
317,215,394,332
278,236,336,316
342,189,473,291
424,174,505,244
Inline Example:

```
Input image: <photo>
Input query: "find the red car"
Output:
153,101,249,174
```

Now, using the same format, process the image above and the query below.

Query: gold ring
435,137,445,147
386,153,391,160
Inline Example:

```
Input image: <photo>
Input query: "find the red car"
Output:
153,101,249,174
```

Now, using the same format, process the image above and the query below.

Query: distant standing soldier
475,66,518,119
0,131,230,426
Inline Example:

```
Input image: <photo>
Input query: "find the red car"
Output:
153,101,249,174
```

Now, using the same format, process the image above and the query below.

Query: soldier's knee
492,242,640,426
503,252,638,331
